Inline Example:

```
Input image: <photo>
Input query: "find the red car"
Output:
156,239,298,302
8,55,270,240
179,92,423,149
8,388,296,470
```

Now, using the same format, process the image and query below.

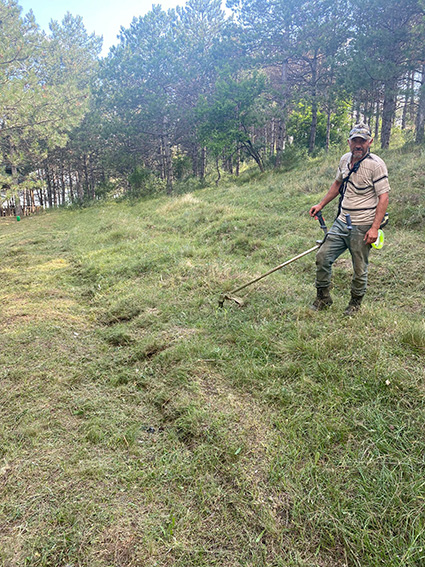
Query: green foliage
92,180,116,200
94,5,195,188
128,166,151,195
127,166,166,198
267,143,307,171
0,1,102,214
173,153,193,180
0,3,99,163
48,12,102,88
288,101,351,150
196,71,270,169
344,0,425,148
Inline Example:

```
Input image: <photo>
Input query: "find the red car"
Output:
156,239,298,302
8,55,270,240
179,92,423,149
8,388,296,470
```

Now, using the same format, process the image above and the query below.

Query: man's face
348,136,372,161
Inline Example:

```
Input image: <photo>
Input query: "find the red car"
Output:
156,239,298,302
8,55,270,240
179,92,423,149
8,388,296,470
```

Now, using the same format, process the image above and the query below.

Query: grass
0,145,424,566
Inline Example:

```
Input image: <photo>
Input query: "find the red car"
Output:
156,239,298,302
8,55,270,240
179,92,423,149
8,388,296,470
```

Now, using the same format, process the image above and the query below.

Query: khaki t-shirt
336,152,390,225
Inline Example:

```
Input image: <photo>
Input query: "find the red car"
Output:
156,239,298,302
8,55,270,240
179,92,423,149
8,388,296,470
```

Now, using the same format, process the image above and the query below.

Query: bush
287,100,350,150
267,144,307,171
94,180,116,200
173,154,192,180
127,166,165,198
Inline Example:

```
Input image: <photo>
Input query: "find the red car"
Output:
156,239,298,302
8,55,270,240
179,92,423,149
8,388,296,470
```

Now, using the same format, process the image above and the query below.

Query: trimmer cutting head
218,294,245,308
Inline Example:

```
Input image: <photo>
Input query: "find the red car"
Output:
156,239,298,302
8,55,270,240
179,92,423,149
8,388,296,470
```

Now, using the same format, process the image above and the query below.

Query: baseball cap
348,123,372,140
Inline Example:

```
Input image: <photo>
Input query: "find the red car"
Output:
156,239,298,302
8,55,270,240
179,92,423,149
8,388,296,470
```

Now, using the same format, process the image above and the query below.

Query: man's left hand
364,227,378,244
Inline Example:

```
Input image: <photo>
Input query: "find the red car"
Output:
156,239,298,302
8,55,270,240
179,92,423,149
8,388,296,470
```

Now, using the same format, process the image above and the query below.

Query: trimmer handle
316,210,328,235
380,212,389,229
345,213,353,230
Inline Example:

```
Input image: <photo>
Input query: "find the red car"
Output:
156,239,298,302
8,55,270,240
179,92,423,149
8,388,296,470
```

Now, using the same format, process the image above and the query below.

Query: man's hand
309,205,322,218
364,227,378,244
365,193,389,244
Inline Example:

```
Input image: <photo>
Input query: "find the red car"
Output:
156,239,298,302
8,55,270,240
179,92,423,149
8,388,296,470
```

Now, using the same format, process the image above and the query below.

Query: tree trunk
409,71,416,122
269,119,275,157
36,171,44,207
415,66,425,144
76,170,84,201
308,52,318,155
25,189,31,214
355,103,361,124
89,157,96,199
308,98,318,155
162,116,173,194
8,141,22,217
215,156,221,186
226,155,233,174
364,99,370,127
325,108,331,152
200,147,206,179
241,136,264,173
52,170,59,207
191,144,198,177
401,71,412,130
275,59,288,168
83,154,90,199
275,119,286,167
372,97,380,140
381,78,398,149
30,188,35,213
10,163,23,217
45,166,53,208
68,166,74,202
60,164,66,205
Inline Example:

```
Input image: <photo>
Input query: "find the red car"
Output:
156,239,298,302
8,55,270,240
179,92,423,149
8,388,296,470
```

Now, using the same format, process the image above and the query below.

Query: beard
351,147,368,160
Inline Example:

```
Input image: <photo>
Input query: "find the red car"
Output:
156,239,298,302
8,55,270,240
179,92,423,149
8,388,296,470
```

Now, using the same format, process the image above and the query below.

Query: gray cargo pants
315,218,372,297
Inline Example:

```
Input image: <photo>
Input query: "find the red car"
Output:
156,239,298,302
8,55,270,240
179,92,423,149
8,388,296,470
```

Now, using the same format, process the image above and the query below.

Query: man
309,122,390,315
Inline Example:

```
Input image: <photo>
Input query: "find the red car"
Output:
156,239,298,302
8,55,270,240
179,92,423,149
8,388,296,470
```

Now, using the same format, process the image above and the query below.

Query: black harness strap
336,152,371,219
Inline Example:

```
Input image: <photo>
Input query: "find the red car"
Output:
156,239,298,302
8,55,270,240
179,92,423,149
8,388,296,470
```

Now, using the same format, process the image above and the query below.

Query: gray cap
348,123,372,140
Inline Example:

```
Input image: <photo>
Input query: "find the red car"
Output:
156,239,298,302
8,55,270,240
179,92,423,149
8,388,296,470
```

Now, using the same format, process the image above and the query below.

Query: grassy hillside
1,145,424,567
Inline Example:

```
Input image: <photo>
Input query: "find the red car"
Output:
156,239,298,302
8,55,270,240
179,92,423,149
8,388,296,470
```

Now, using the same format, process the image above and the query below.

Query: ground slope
0,147,424,566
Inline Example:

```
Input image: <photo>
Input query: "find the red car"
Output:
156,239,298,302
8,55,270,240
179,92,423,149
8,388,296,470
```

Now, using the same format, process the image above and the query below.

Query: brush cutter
218,212,328,308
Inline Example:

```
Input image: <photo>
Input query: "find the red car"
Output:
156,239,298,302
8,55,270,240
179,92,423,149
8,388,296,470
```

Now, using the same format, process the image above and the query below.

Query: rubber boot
343,293,363,316
311,287,333,311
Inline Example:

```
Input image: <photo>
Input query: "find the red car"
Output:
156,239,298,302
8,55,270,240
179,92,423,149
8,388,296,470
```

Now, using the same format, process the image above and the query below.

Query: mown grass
0,145,424,566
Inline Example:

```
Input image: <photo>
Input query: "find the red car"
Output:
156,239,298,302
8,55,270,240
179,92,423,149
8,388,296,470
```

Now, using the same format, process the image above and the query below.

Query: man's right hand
309,205,322,218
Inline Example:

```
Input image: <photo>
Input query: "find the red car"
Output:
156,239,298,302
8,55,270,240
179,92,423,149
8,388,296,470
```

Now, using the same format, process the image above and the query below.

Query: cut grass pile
0,145,424,566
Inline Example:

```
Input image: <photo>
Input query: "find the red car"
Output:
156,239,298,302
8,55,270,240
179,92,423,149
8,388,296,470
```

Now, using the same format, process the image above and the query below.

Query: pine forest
1,0,425,213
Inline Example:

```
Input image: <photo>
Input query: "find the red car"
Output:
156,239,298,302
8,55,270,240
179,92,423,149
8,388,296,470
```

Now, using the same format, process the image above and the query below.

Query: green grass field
1,146,424,566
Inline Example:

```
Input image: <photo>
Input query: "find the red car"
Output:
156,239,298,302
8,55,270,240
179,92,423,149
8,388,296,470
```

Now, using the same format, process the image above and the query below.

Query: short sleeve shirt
336,152,390,225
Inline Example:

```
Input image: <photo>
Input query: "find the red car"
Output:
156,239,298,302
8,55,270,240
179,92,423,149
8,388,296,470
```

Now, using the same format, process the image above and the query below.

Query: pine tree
347,0,425,148
0,1,101,212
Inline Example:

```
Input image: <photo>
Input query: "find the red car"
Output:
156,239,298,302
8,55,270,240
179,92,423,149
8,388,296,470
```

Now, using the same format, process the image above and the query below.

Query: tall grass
0,145,424,566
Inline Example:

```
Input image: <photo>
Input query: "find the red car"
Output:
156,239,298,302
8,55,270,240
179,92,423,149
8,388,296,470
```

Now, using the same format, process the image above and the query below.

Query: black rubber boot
311,287,333,311
343,293,363,316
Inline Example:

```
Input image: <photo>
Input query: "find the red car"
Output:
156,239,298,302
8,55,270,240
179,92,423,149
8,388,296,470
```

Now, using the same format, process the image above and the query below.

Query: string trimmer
218,212,328,308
